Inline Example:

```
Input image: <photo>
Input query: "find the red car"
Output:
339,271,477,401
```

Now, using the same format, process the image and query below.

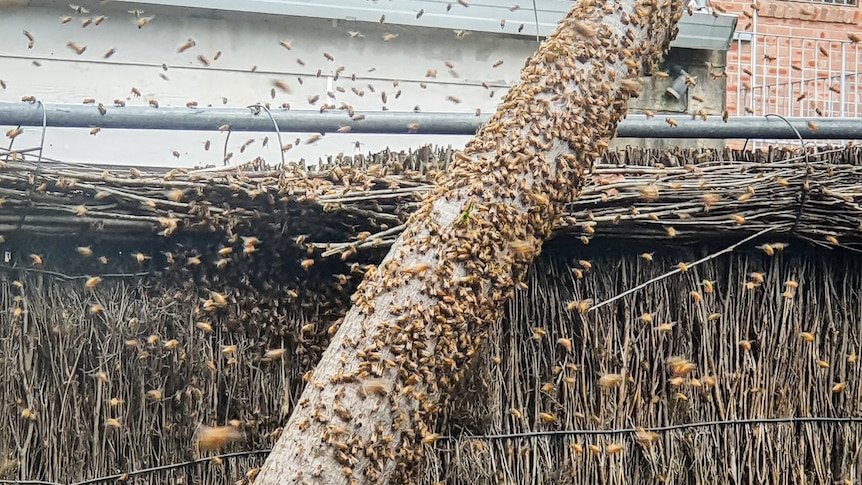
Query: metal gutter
105,0,737,50
2,102,860,139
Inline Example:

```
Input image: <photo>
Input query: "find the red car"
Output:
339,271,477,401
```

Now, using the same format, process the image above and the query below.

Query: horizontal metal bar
1,102,861,139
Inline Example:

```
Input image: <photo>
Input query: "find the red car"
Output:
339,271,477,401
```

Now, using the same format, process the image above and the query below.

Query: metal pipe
1,102,862,139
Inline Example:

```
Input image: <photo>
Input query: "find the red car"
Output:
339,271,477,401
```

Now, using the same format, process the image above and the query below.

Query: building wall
0,2,729,168
717,0,862,119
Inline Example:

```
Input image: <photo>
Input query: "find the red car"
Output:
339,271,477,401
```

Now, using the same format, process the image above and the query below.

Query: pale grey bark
256,0,687,483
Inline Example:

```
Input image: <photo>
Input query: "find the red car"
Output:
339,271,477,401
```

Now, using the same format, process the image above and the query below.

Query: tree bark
256,0,687,483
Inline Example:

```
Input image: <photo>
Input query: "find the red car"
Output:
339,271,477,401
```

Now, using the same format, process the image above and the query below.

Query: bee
598,373,623,389
76,246,93,257
666,226,677,238
665,117,678,127
66,41,87,54
849,33,861,43
98,256,108,265
146,390,163,401
620,79,641,97
263,348,287,360
5,127,22,139
731,214,746,225
136,16,155,28
30,254,43,266
832,382,847,392
94,15,106,25
269,79,292,94
382,33,399,42
197,55,210,66
177,38,196,53
826,235,839,245
148,99,159,108
132,252,150,264
61,16,72,24
638,184,659,200
301,259,315,270
606,443,625,454
280,40,292,50
90,304,103,315
557,338,573,352
85,277,101,289
640,252,654,261
165,189,183,202
197,425,244,452
22,95,36,103
97,103,107,115
323,52,334,61
538,412,557,424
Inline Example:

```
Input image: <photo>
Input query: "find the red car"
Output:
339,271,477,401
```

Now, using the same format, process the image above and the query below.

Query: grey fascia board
113,0,737,50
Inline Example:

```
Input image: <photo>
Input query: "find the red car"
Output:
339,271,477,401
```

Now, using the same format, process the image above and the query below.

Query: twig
588,225,786,312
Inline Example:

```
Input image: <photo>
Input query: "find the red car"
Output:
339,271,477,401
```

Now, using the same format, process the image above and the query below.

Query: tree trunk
256,0,687,483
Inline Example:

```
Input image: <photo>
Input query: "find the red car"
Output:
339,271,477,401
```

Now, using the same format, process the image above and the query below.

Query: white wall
0,2,547,168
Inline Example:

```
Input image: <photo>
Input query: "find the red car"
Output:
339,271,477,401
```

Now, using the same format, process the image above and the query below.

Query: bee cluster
253,0,691,482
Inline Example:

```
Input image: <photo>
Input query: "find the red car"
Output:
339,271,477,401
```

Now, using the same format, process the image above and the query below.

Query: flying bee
136,16,155,28
197,425,244,452
177,38,196,53
262,348,287,361
66,41,87,54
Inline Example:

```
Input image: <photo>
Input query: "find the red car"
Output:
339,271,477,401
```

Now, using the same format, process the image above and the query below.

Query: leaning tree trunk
256,0,687,483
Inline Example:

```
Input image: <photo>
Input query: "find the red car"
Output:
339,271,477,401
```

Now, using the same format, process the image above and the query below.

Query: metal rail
1,102,861,139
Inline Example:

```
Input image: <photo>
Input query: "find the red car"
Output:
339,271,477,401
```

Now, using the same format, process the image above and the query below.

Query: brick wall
716,0,862,119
